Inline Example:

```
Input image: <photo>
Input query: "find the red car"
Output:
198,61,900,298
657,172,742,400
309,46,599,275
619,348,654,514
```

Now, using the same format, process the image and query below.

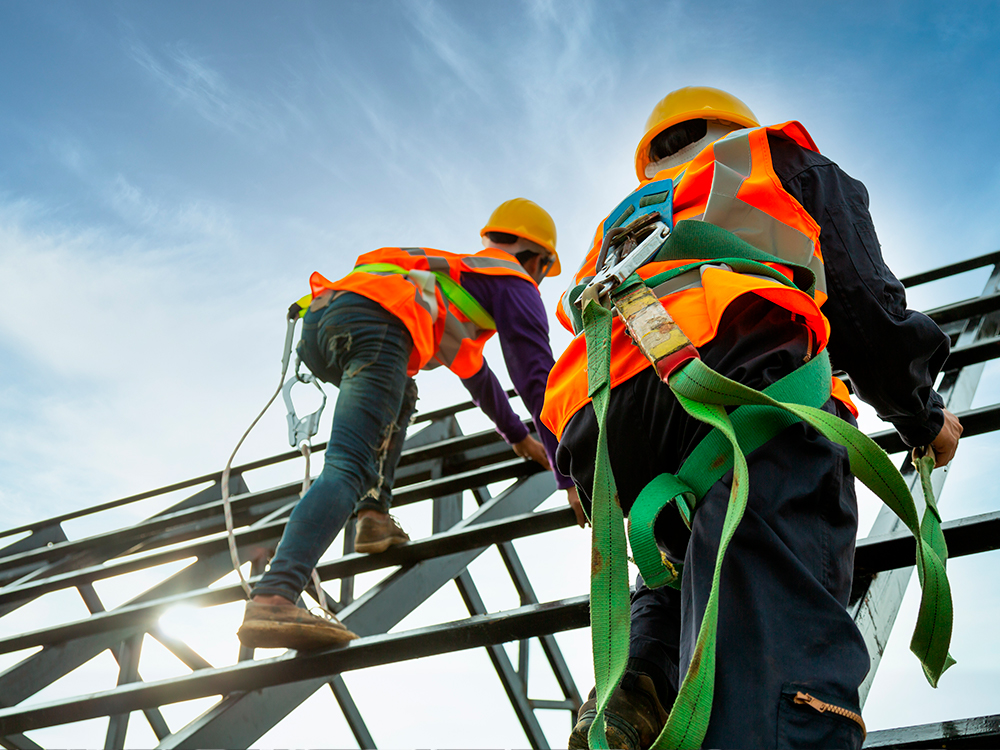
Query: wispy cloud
124,35,287,141
108,173,237,245
0,200,292,522
401,2,491,100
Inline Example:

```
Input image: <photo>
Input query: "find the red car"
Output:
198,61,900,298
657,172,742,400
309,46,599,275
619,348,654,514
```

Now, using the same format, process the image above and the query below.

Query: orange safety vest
542,121,856,440
311,246,536,378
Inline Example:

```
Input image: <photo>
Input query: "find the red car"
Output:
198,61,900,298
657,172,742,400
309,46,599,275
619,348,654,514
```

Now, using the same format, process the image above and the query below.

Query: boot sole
237,621,358,651
354,536,408,554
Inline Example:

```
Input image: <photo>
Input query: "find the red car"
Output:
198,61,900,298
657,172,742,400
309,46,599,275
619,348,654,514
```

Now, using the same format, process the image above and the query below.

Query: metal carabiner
279,315,328,448
282,361,327,448
579,213,672,309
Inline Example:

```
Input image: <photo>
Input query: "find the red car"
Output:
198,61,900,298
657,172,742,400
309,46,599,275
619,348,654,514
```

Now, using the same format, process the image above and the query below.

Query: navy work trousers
556,298,870,749
253,292,418,602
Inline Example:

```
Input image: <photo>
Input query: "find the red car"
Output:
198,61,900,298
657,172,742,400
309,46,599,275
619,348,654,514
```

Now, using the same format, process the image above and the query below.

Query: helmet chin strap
644,121,743,179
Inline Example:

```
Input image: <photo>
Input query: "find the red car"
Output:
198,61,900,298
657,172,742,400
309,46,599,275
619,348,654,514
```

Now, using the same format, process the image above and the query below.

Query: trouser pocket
777,683,865,749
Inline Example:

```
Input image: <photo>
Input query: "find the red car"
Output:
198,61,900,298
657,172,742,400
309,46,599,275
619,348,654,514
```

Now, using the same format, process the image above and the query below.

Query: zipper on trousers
793,691,866,738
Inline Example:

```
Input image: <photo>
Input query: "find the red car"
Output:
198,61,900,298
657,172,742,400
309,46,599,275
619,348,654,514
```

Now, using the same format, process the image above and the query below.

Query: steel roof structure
2,251,1000,748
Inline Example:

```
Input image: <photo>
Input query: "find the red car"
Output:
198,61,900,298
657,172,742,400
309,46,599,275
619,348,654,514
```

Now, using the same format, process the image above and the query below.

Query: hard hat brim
633,109,759,182
480,225,561,276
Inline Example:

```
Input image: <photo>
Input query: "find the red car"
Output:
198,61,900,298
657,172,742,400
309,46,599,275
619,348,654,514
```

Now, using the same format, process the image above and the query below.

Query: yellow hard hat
480,197,560,276
634,86,760,181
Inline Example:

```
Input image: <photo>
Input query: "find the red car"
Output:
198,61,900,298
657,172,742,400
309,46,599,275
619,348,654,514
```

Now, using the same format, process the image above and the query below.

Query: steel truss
2,251,1000,748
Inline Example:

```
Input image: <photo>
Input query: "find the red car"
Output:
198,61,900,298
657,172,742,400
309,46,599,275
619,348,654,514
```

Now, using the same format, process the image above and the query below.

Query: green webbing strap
583,298,632,750
628,473,692,589
644,256,809,295
352,262,497,330
627,352,833,591
563,219,816,337
663,359,955,689
653,220,818,298
583,321,955,750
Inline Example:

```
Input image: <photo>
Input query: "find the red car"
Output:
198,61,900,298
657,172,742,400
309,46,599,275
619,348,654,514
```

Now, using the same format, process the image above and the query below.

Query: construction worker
238,198,582,651
541,88,963,748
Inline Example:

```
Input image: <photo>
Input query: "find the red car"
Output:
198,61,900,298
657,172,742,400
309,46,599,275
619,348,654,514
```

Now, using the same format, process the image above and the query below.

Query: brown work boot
568,673,671,749
354,512,410,554
237,601,358,651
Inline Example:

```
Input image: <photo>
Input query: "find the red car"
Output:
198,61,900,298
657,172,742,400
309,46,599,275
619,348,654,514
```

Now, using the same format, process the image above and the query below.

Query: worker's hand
512,435,551,470
929,407,963,468
566,485,588,528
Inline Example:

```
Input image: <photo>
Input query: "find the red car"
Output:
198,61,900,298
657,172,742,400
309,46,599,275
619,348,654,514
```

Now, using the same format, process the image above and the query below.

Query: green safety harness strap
628,350,834,590
582,282,955,749
583,298,632,750
288,264,498,331
352,262,497,330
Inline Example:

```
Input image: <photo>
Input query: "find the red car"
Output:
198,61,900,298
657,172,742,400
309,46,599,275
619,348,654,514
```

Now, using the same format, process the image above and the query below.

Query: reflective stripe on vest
558,122,824,337
311,246,535,378
543,121,852,439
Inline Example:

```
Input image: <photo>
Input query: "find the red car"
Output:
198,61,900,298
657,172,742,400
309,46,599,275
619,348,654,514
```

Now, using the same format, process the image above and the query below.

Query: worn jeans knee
356,376,419,514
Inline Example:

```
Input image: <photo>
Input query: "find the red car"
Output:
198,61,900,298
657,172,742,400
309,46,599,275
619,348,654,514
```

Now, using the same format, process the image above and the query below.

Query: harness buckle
580,212,672,309
578,210,699,381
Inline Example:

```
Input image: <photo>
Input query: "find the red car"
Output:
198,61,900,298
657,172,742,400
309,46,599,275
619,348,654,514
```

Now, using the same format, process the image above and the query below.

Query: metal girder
0,455,548,609
0,476,282,713
79,583,172,742
455,570,548,749
154,471,556,749
853,509,1000,578
471,487,582,719
868,403,1000,455
0,506,574,656
6,502,996,737
105,634,145,749
0,525,69,589
851,258,1000,705
0,590,590,736
899,249,1000,288
924,292,1000,326
864,713,1000,748
328,676,375,749
0,551,237,710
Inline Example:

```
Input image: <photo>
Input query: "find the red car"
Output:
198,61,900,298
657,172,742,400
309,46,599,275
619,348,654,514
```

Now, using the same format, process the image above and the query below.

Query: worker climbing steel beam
237,198,583,651
541,87,963,749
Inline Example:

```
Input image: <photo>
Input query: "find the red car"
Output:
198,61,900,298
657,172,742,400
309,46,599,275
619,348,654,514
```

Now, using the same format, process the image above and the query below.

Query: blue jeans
253,292,418,602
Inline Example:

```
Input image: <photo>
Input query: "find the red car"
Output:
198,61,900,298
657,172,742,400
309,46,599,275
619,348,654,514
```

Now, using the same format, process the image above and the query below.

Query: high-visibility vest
542,121,856,440
311,246,536,378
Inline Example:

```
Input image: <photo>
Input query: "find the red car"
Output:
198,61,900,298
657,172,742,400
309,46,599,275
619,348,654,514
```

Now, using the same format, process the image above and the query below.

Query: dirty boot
568,672,671,749
354,513,410,553
237,601,358,651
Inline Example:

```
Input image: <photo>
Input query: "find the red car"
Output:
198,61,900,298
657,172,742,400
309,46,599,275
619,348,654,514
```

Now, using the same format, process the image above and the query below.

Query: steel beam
864,713,1000,748
329,676,376,749
868,403,1000,455
455,570,548,749
0,456,547,607
899,250,1000,288
0,506,574,655
471,486,582,718
155,472,555,749
0,590,590,735
851,259,1000,705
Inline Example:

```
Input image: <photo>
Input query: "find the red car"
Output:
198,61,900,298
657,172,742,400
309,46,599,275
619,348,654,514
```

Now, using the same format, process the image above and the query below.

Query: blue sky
1,1,999,747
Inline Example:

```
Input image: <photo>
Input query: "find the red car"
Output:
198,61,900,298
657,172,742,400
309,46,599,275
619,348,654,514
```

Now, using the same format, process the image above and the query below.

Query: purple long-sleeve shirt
458,271,574,490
